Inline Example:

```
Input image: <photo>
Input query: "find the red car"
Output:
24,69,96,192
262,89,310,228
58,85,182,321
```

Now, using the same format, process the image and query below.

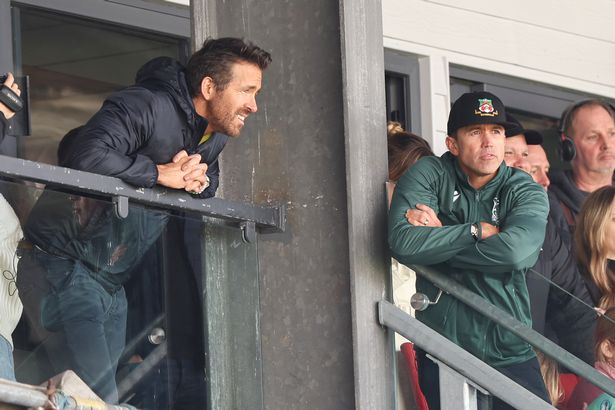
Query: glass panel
0,177,262,409
202,217,263,410
13,6,187,164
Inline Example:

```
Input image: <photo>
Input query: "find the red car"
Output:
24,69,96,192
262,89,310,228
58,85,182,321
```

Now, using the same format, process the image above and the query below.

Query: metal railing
380,264,615,407
379,301,553,410
0,155,286,233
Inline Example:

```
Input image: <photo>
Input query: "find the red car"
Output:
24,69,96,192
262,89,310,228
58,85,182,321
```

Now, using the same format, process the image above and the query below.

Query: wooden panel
426,0,615,44
382,0,615,95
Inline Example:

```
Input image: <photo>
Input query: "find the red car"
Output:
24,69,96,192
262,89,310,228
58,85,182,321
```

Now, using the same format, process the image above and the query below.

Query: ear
200,76,216,101
601,340,614,361
446,136,459,156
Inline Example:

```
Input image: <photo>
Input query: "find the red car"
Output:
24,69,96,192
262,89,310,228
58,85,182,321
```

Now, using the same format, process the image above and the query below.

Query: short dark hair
186,37,272,97
560,99,615,138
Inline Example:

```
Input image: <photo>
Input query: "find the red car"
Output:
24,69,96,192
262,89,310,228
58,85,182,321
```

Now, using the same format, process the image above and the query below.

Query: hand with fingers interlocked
156,149,210,194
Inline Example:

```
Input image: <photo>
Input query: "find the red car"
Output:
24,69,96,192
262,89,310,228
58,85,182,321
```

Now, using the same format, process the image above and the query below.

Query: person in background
527,136,550,191
575,186,615,310
386,122,435,408
504,117,595,366
549,100,615,247
386,121,434,312
386,121,434,205
0,72,23,381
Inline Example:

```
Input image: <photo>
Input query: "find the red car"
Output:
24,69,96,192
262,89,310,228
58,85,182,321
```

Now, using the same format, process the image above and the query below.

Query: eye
504,150,513,157
587,134,598,141
522,152,529,158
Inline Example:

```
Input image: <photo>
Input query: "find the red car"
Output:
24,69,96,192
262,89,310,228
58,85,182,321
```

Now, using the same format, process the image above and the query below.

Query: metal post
433,357,483,410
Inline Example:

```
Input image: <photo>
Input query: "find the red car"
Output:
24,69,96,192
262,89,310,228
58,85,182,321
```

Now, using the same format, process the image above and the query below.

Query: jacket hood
135,57,199,127
549,169,587,214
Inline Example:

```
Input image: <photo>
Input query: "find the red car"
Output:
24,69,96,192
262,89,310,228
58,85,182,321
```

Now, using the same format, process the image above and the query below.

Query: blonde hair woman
575,186,615,310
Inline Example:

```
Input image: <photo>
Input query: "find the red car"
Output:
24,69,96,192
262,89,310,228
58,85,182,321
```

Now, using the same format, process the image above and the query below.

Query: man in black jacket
21,38,271,408
68,37,270,409
62,38,271,198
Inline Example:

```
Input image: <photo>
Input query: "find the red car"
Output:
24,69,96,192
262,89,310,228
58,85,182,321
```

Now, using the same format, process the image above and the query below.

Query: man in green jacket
388,91,549,409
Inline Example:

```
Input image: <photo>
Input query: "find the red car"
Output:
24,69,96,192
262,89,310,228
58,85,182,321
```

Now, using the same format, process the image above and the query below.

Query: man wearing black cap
389,91,550,408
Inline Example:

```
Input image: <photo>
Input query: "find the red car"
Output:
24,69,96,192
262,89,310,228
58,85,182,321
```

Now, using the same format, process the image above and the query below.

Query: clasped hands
156,150,209,194
405,203,499,239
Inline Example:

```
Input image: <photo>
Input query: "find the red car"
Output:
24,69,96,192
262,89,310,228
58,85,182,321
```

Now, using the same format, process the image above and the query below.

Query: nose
537,170,550,190
247,95,257,113
600,133,613,150
481,134,493,147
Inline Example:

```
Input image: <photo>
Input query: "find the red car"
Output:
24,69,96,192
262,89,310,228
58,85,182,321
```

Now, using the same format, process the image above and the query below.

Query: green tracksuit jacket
388,152,548,367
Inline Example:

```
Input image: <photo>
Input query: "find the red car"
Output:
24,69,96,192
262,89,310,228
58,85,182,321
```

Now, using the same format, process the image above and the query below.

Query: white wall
383,0,615,153
383,0,615,97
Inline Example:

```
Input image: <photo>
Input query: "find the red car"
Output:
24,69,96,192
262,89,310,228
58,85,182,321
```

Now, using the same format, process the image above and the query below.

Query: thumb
172,150,189,163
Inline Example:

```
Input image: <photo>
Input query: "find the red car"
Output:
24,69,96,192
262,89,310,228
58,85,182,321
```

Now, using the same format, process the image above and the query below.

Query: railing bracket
240,221,256,243
114,195,129,219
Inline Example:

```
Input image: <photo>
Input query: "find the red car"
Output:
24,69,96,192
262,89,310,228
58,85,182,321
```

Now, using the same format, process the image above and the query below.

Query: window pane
13,7,187,164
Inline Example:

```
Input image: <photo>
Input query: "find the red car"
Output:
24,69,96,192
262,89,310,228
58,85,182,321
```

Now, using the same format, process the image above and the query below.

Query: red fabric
401,342,429,410
558,373,579,408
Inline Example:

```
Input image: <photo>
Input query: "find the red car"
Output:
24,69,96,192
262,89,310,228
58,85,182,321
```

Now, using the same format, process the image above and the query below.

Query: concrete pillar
191,1,391,408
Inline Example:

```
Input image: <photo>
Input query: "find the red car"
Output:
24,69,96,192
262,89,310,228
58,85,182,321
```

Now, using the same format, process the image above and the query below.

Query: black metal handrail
0,155,285,232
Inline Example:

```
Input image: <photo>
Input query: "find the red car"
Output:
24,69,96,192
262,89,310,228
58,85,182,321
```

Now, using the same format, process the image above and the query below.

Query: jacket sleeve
388,158,476,266
448,181,549,273
63,88,161,188
198,156,219,199
548,191,573,250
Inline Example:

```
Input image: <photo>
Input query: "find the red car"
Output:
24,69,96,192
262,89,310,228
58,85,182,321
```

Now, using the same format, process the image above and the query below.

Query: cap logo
475,98,498,117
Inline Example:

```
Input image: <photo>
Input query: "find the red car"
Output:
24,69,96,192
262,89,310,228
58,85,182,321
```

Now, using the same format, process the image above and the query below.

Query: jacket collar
442,151,509,193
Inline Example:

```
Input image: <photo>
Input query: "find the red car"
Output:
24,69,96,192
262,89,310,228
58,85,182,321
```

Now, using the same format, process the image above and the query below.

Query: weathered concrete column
191,1,391,408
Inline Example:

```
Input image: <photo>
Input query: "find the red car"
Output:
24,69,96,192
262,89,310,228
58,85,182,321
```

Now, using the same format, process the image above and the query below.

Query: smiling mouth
237,114,246,125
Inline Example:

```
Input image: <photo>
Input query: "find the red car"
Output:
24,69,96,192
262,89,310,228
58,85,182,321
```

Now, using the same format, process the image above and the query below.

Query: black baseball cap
447,91,516,136
505,113,543,144
524,130,543,145
505,113,524,137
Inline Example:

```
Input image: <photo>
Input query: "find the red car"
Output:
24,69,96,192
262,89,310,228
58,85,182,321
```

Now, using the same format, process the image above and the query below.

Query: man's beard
207,102,242,137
